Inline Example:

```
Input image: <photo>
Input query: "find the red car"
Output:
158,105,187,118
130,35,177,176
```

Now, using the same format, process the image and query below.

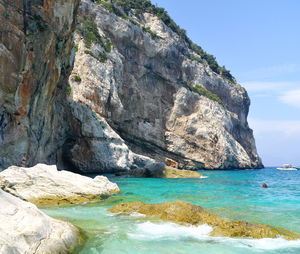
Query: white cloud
279,89,300,109
240,64,299,80
249,118,300,166
242,81,300,109
242,81,299,92
258,64,299,75
249,118,300,136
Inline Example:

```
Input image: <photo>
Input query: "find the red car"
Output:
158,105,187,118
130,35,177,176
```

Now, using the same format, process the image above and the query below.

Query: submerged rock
0,189,82,253
0,164,119,206
116,162,202,178
109,201,300,240
162,167,202,178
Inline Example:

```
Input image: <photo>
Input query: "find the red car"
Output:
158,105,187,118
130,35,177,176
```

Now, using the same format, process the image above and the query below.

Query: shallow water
43,167,300,254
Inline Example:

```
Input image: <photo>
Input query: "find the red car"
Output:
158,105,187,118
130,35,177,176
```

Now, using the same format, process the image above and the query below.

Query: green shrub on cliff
98,52,108,62
97,0,142,28
107,0,236,83
142,27,160,39
84,50,108,63
96,0,126,19
189,84,223,105
66,83,72,95
76,17,114,53
219,66,236,84
74,75,82,82
76,17,101,48
103,40,113,52
188,54,204,64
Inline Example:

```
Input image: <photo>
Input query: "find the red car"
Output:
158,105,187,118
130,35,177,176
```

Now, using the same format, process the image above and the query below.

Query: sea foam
128,221,212,239
128,221,300,250
130,212,146,217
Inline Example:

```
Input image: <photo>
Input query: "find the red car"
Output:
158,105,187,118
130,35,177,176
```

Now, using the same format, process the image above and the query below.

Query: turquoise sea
43,167,300,254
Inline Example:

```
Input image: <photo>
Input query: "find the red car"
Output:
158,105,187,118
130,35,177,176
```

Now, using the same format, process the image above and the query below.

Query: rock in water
0,164,119,206
162,166,202,178
109,201,300,240
0,189,81,253
127,163,202,178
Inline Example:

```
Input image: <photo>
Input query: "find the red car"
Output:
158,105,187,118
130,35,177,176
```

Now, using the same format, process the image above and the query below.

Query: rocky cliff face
0,0,80,168
68,0,263,170
0,0,262,172
0,0,154,172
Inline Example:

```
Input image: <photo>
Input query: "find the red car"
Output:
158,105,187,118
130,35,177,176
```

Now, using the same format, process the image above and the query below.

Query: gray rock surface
0,0,262,172
68,0,263,169
0,189,80,253
0,0,152,173
65,101,154,172
120,162,203,178
0,0,80,169
0,163,120,206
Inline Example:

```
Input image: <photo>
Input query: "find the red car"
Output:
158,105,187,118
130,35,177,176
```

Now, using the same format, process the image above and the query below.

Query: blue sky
154,0,300,166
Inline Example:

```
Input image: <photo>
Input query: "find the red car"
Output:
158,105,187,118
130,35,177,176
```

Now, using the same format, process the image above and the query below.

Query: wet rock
109,201,300,240
162,167,202,178
116,163,202,178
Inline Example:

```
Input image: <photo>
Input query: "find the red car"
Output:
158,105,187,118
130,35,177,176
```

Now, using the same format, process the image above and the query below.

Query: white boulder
0,163,119,206
0,189,81,253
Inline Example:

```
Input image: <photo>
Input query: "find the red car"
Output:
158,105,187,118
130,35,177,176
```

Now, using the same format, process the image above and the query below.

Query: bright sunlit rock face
0,189,81,253
0,164,119,206
68,0,263,170
0,0,262,173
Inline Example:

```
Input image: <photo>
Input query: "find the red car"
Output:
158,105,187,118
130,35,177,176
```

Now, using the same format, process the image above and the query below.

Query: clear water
42,168,300,254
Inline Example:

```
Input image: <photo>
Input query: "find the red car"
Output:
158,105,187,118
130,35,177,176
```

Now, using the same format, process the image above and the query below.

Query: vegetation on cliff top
96,1,161,40
96,0,236,83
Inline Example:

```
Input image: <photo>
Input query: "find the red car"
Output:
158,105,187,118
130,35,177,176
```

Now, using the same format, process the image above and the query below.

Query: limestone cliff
0,0,263,172
0,0,150,172
0,0,80,168
68,0,263,170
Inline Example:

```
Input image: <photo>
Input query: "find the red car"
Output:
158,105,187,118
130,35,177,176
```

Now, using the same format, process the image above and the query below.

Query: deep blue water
43,167,300,253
